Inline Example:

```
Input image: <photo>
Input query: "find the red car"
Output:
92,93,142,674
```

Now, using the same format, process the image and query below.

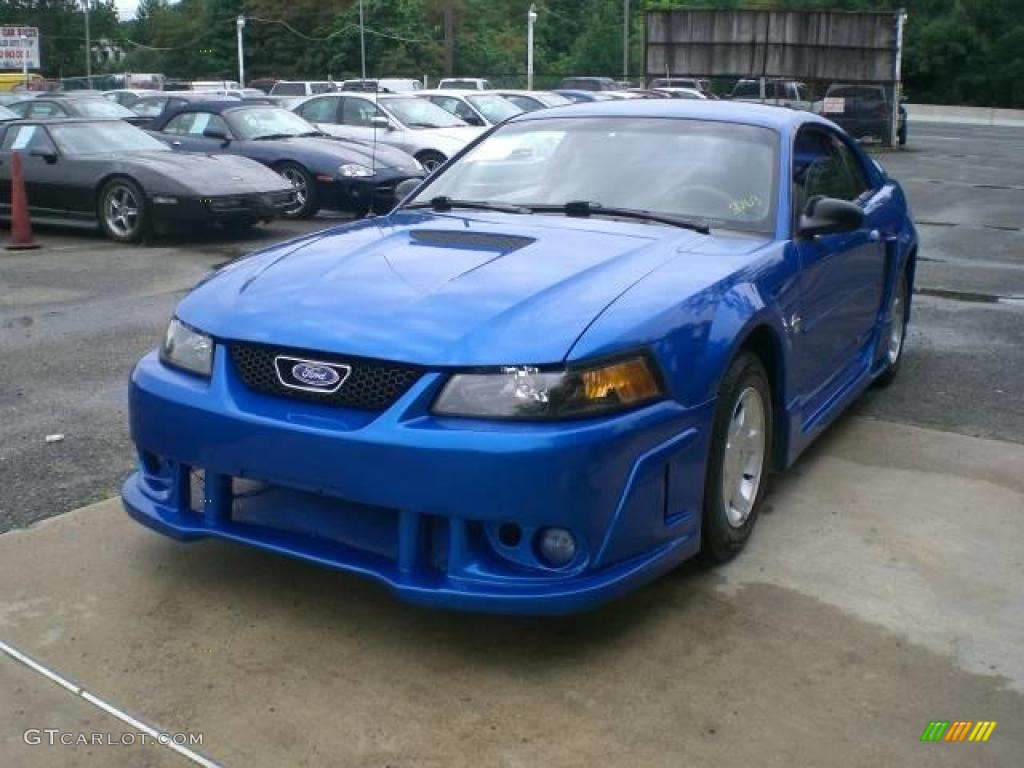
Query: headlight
339,163,374,177
433,357,662,420
160,318,214,377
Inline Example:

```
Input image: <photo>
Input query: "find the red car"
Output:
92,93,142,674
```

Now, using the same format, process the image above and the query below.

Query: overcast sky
115,0,139,21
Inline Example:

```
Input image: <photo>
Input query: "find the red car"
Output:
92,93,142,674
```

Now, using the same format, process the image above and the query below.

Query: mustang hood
121,151,289,194
177,211,769,366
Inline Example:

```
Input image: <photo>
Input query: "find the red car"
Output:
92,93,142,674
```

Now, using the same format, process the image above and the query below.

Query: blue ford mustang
123,101,917,613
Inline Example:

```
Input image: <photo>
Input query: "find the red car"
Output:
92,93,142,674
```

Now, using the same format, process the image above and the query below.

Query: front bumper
123,348,712,614
317,171,423,214
150,190,296,225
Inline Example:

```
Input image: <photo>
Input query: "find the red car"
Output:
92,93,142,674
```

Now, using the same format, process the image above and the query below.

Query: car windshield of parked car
0,105,16,120
49,121,170,154
227,107,317,139
132,98,167,117
382,97,466,128
74,99,136,118
414,117,779,233
466,95,522,123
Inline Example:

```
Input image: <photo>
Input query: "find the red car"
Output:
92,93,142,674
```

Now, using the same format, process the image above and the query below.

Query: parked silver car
416,90,522,126
292,93,484,171
493,90,573,112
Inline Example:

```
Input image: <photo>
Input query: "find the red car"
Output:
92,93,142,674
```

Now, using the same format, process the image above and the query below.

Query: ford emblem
292,362,340,388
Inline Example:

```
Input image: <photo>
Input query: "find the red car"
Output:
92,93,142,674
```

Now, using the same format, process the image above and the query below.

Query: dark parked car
819,84,907,146
556,77,619,91
149,102,424,218
8,96,147,125
0,119,295,242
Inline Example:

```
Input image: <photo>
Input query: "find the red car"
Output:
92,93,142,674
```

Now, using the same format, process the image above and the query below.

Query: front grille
230,342,422,411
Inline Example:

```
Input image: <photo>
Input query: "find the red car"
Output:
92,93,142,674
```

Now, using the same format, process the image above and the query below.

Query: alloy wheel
721,386,767,528
888,273,907,365
104,185,140,239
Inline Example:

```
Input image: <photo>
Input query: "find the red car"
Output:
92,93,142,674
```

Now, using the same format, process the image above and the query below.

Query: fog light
537,527,577,567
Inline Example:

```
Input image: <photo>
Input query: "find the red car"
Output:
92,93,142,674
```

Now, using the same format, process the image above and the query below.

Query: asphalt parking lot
1,122,1023,766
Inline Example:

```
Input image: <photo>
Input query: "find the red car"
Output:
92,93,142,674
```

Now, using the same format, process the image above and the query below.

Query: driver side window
1,124,57,154
297,97,339,124
341,97,382,127
793,128,862,212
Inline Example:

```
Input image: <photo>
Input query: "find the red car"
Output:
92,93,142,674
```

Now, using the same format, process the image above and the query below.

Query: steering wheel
669,184,736,217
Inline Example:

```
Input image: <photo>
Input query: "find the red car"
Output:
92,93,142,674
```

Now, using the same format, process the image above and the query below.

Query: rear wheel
276,162,320,219
98,178,147,243
415,150,446,173
875,269,908,387
702,352,772,563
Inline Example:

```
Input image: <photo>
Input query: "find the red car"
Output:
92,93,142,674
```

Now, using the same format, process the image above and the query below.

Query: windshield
410,117,779,233
0,105,16,120
382,97,466,128
227,107,316,139
75,99,136,118
466,95,522,123
49,121,169,154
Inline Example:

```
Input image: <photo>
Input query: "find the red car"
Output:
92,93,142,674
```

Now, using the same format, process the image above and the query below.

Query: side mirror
203,127,230,144
30,147,58,164
798,196,864,238
394,178,421,201
466,114,485,127
370,116,393,131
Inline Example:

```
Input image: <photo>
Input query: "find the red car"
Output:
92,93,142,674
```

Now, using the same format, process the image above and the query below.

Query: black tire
415,150,446,174
98,177,148,243
875,269,909,388
276,162,320,219
701,352,773,564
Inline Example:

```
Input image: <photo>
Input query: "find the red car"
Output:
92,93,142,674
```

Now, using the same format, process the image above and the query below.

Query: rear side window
133,98,167,117
310,82,334,95
271,82,305,96
732,81,760,98
28,101,68,117
1,124,57,153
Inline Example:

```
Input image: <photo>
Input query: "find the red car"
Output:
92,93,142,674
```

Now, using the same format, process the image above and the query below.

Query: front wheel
99,178,147,243
276,162,320,219
875,269,908,387
702,352,772,563
415,150,446,173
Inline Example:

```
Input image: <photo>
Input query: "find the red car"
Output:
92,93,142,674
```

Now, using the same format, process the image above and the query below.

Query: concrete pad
0,655,182,768
1,416,1022,766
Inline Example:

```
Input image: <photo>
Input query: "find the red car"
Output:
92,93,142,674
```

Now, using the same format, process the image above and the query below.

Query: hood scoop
409,229,535,254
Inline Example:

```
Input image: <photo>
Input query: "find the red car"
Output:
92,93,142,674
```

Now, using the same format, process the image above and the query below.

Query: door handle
171,141,182,148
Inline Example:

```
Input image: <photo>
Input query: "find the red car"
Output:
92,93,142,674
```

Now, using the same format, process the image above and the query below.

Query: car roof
417,89,494,97
5,117,123,125
511,98,831,134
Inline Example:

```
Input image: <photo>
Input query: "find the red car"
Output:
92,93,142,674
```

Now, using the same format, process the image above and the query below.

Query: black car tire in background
701,351,773,564
98,177,148,243
275,162,320,219
415,150,446,173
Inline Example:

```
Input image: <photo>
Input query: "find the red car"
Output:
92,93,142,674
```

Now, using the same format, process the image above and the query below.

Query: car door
792,126,886,409
0,124,68,216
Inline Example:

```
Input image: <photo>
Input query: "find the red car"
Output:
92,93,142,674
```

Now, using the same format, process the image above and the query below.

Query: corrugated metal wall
646,9,900,83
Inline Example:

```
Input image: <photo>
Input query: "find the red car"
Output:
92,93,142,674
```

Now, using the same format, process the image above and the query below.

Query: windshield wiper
252,133,294,141
297,130,326,137
404,196,531,214
527,201,710,234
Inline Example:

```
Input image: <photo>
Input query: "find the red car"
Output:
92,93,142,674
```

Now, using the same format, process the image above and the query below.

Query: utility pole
443,1,455,77
236,16,245,87
83,0,92,88
359,0,367,79
21,35,28,89
527,4,537,90
623,0,629,82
